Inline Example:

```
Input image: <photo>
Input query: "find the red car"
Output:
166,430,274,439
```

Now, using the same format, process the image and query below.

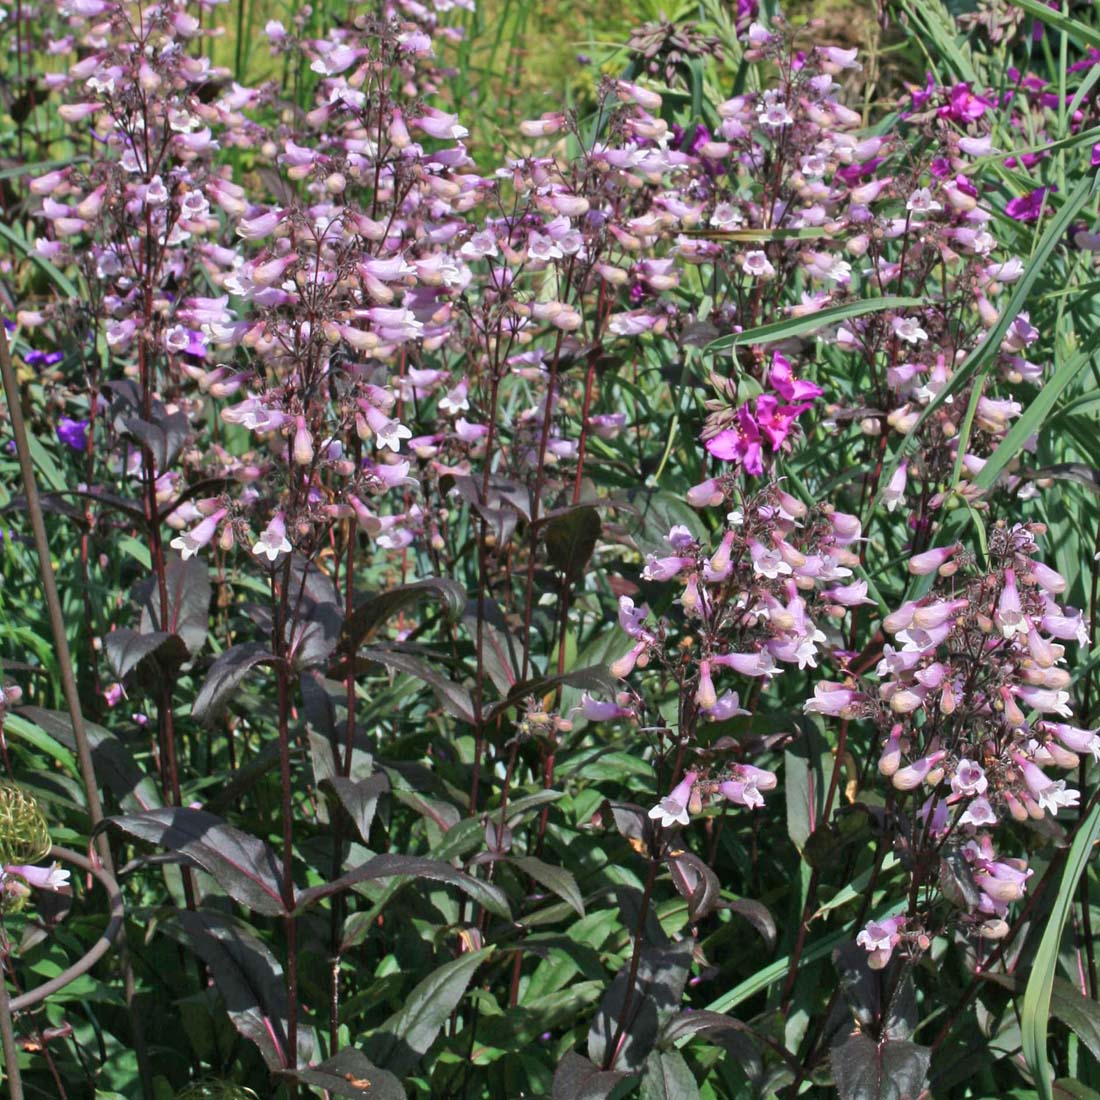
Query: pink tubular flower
856,915,905,969
648,771,699,827
995,569,1027,638
610,640,648,679
907,544,960,576
718,765,777,810
578,693,633,722
1047,723,1100,762
1012,753,1079,815
686,478,725,509
695,660,718,711
252,514,292,562
822,581,876,607
3,863,71,894
891,750,946,790
878,725,903,776
169,508,227,561
804,681,867,717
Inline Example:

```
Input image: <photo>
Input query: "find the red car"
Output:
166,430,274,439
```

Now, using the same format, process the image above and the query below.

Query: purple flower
57,417,89,452
24,349,64,368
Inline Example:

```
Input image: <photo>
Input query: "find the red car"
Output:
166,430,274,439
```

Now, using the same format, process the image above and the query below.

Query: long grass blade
1021,804,1100,1100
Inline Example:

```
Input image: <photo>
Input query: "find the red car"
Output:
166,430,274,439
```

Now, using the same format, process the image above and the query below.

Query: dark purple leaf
106,808,286,916
190,643,278,726
830,1033,930,1100
668,852,721,922
588,940,692,1071
289,1048,405,1099
728,898,777,951
166,909,291,1071
552,1051,630,1100
135,552,211,657
321,773,389,844
364,946,493,1075
340,578,466,655
294,852,510,919
545,506,601,577
639,1049,699,1100
105,628,188,685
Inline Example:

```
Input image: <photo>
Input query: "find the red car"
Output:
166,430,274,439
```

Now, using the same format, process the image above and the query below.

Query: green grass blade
1011,0,1100,51
706,296,926,352
974,345,1097,492
0,220,78,298
1022,803,1100,1100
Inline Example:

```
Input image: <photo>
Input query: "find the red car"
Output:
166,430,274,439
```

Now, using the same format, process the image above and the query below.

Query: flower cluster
810,523,1096,955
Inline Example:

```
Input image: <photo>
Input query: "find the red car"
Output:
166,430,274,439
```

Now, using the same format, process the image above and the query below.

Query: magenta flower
1005,186,1054,223
705,405,763,473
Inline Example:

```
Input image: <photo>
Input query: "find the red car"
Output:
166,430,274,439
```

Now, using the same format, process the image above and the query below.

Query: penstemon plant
0,0,1098,1098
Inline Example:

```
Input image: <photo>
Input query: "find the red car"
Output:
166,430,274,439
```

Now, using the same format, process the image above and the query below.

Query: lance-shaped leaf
19,706,162,813
166,909,291,1071
360,648,475,724
706,295,926,352
339,578,466,654
545,506,601,578
365,946,493,1075
463,598,522,696
105,628,188,686
830,1033,931,1100
496,665,617,717
106,808,286,915
288,1048,405,1099
982,971,1100,1068
639,1049,700,1100
552,1051,630,1100
294,852,510,919
667,851,720,922
588,940,693,1071
510,855,585,917
191,643,279,726
134,552,212,657
321,773,389,845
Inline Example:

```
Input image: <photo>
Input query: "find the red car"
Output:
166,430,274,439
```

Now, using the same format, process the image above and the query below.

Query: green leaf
365,946,493,1075
19,706,162,813
1022,803,1100,1100
510,855,585,917
982,972,1100,1066
360,647,476,724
